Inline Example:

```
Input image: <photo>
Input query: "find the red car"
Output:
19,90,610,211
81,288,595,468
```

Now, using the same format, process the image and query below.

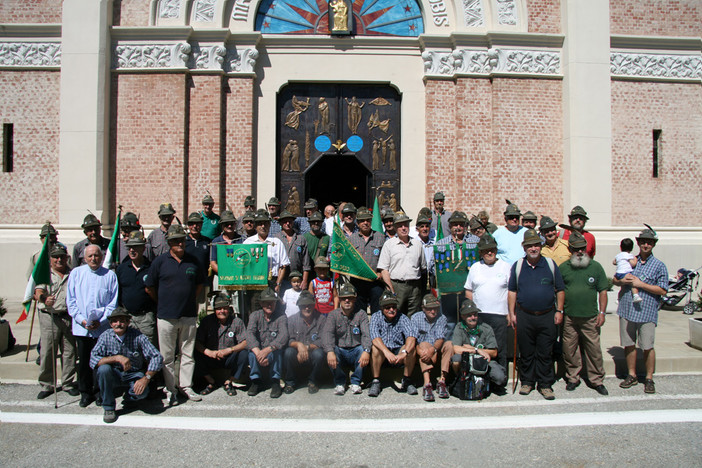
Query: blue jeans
284,347,325,387
248,349,284,382
332,346,364,386
95,364,149,411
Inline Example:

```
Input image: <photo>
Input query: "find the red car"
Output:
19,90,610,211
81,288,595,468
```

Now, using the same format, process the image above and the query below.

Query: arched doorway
304,154,372,209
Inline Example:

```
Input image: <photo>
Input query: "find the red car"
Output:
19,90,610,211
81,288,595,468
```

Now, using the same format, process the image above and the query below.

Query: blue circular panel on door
347,135,363,152
314,135,331,152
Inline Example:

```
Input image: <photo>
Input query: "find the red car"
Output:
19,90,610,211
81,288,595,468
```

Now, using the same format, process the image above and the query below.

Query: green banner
433,244,479,295
217,244,269,290
330,221,379,282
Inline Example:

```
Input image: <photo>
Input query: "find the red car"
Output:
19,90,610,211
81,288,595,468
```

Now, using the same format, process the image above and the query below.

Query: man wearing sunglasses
561,205,596,258
493,202,526,265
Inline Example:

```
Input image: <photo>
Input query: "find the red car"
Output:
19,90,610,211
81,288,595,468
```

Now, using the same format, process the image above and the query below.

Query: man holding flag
102,209,122,269
349,207,384,313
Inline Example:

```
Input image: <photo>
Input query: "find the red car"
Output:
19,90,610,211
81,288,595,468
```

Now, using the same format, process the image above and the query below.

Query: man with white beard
558,232,609,396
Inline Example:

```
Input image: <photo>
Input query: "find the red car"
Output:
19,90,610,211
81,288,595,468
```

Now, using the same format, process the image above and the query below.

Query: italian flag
102,210,121,268
18,236,51,323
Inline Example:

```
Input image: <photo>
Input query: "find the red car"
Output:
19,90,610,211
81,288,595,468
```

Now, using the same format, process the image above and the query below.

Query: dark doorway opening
305,154,371,209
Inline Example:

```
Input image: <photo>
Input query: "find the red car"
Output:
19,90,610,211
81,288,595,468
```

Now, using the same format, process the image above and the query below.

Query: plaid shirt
617,253,668,324
294,217,310,235
89,327,163,372
370,311,417,349
411,312,449,345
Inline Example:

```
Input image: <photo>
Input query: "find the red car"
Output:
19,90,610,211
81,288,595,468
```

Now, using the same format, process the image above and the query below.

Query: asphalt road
2,374,701,467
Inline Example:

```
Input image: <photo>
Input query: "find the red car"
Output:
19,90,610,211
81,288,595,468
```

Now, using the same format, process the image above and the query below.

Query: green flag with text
217,244,269,289
330,221,378,282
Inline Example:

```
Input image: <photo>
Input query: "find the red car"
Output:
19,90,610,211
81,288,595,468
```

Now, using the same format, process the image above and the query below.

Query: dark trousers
332,346,364,387
479,313,509,371
284,347,325,386
75,336,98,396
95,364,148,411
195,350,248,381
440,293,465,338
516,308,557,388
350,278,384,314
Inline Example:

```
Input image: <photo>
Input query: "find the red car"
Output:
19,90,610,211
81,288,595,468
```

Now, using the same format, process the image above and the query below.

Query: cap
244,196,255,207
166,224,187,240
259,288,278,302
202,194,215,205
379,290,399,307
308,211,324,222
504,203,521,217
212,292,232,309
460,299,480,316
39,222,57,238
539,216,557,231
303,198,318,210
187,212,204,224
341,203,357,214
433,191,445,201
448,211,468,224
636,225,658,242
568,205,589,220
416,213,431,224
356,207,373,220
268,197,281,206
568,231,588,249
469,217,482,230
381,209,395,221
108,307,131,320
477,234,497,251
278,210,295,221
338,283,357,298
158,203,176,216
121,212,140,230
297,290,316,307
314,256,330,268
422,294,440,309
125,230,146,247
81,214,102,229
50,243,68,257
521,229,542,247
220,210,237,224
254,209,271,222
288,270,302,279
242,210,256,222
393,211,412,224
522,211,537,221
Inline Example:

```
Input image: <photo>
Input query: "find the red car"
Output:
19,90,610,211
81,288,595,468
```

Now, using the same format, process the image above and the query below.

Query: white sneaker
181,387,202,402
632,293,643,303
349,384,362,394
333,385,346,395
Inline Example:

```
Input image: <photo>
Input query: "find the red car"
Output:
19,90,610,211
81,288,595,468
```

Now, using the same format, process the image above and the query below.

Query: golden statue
389,193,398,212
282,139,300,172
388,137,397,171
330,0,348,32
346,96,364,134
367,109,390,133
317,97,330,134
286,187,300,216
284,95,310,130
371,140,380,170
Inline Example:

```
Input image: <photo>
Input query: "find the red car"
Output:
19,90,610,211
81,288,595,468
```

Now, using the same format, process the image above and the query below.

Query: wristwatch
400,349,408,354
145,374,152,380
556,310,564,314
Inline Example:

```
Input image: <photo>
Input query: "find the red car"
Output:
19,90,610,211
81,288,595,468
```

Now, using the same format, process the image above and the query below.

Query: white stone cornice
0,41,61,68
611,35,702,52
610,52,702,82
224,46,258,74
423,46,561,78
422,49,460,77
114,42,191,70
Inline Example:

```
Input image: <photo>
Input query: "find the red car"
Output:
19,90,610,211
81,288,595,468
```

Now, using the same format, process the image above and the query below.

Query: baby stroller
661,267,700,315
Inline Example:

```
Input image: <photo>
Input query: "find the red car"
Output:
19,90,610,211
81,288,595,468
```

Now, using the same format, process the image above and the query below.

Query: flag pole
24,299,38,362
512,325,519,394
50,312,58,408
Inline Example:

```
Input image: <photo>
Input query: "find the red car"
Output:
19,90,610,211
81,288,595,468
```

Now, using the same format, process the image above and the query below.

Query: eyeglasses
341,297,354,302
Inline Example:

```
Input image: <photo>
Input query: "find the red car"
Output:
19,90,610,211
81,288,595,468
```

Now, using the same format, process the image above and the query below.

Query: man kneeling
368,291,418,397
90,307,163,423
451,300,506,395
284,291,327,394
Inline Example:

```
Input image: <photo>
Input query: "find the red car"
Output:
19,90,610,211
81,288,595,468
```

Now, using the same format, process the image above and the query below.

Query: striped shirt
617,254,668,324
89,327,163,372
370,311,418,349
411,312,449,345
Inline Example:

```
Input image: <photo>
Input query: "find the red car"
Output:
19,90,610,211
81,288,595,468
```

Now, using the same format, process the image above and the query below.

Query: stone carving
422,50,458,76
285,96,311,130
463,0,485,27
194,0,217,22
159,0,181,19
225,47,259,73
0,42,61,67
282,139,300,171
610,53,702,80
448,48,560,76
504,50,560,74
114,43,191,69
495,0,517,26
193,44,226,70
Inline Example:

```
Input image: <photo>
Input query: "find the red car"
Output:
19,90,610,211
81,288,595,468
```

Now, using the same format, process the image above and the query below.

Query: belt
519,306,555,316
391,279,421,284
41,310,69,316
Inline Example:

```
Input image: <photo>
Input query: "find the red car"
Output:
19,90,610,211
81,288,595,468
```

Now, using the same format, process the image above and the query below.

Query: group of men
29,192,668,423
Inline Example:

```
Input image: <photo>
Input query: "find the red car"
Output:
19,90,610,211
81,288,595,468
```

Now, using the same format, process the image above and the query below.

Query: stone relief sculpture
282,139,300,171
367,109,390,133
345,96,364,134
372,140,380,170
286,187,301,215
389,193,397,212
388,138,397,171
378,190,387,208
159,0,181,18
370,97,391,106
317,97,330,134
285,95,310,130
194,0,216,22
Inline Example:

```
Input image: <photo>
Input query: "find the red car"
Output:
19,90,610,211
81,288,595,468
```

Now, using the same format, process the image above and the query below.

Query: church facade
0,0,700,298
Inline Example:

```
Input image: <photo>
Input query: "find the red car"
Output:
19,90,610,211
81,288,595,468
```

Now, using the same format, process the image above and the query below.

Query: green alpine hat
125,230,146,247
39,222,57,238
81,214,102,229
202,194,215,205
297,290,316,307
187,212,204,224
308,211,323,222
158,203,176,216
278,210,295,220
539,216,557,231
477,234,497,251
448,211,468,224
459,299,480,316
212,292,232,309
433,192,445,201
568,205,589,220
338,283,357,298
220,210,237,224
379,290,399,307
521,229,542,247
422,294,440,309
356,207,373,220
522,211,537,221
568,231,588,249
259,287,278,302
166,224,186,240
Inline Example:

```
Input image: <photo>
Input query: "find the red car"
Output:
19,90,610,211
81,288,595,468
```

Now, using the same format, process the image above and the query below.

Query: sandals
224,381,237,396
200,383,216,395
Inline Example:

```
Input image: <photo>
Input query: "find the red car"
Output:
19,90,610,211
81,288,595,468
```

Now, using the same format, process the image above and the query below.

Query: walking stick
512,323,518,394
25,299,38,362
50,312,58,408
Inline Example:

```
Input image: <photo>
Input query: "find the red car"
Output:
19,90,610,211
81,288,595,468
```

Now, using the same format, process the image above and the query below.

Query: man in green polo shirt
559,231,609,396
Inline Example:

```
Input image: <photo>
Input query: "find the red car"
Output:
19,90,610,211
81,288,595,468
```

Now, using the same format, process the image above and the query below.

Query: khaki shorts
619,317,656,350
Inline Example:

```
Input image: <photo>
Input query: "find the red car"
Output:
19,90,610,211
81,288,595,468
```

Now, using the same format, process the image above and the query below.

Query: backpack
452,351,490,400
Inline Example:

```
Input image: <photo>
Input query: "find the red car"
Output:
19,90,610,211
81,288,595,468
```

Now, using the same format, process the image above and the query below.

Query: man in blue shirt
493,202,526,265
90,307,163,424
508,229,564,400
613,226,668,394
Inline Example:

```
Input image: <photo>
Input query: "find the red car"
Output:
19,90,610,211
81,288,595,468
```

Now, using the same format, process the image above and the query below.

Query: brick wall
187,74,222,215
113,0,152,27
0,0,63,23
223,77,255,213
611,80,702,227
0,71,60,224
425,80,457,209
111,73,187,226
610,0,702,37
526,0,562,34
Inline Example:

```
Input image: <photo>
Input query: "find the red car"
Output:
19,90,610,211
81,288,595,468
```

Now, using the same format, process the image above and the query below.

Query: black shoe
400,379,418,395
644,379,656,394
565,380,580,391
308,383,319,394
65,387,80,397
37,389,54,400
103,410,117,424
283,384,295,394
95,397,103,407
619,375,638,389
79,394,96,408
270,384,283,399
247,382,260,397
594,385,609,396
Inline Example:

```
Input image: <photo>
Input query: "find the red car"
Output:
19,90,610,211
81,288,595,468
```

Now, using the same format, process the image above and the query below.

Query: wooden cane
25,300,38,362
512,322,518,394
49,311,58,408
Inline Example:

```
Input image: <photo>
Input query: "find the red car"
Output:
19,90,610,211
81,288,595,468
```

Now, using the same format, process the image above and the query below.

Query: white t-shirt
464,259,511,316
282,288,302,317
615,251,635,275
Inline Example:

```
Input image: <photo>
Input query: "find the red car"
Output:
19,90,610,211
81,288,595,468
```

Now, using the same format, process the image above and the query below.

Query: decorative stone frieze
610,52,702,81
0,42,61,68
114,43,191,69
194,0,217,23
424,47,560,78
225,47,259,74
463,0,485,27
192,44,226,70
158,0,182,19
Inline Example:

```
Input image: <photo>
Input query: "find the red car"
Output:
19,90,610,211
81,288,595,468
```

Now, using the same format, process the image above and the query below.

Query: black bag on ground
451,351,490,400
